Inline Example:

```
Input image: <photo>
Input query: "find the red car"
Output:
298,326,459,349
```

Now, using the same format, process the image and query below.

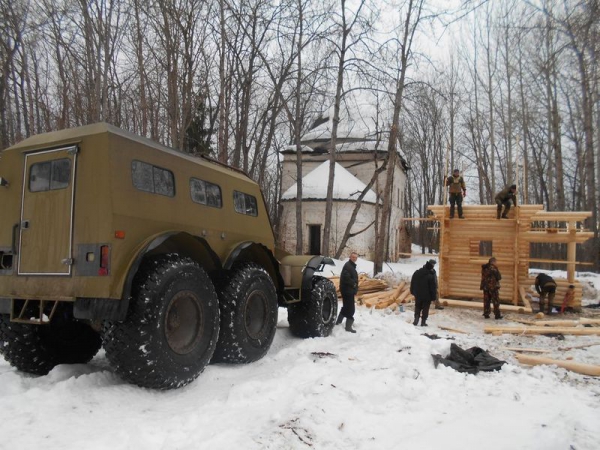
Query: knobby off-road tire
0,312,102,376
102,254,219,390
288,277,338,338
211,263,278,364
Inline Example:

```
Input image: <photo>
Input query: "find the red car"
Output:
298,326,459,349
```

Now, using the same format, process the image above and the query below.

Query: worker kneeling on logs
495,184,517,219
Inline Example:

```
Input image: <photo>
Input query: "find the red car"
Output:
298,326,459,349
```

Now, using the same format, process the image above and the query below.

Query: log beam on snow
439,326,469,334
558,342,600,351
441,299,532,314
502,347,552,353
484,326,600,336
509,318,537,326
515,354,600,377
580,318,600,326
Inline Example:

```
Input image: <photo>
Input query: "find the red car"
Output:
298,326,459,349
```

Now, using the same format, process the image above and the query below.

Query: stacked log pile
329,275,414,310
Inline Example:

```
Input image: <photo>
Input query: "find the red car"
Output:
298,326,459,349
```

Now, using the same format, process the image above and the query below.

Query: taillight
99,245,110,276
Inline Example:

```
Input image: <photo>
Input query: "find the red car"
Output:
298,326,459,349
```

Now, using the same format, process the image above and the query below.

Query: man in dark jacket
535,273,557,314
445,169,466,219
410,260,438,326
336,252,358,333
495,184,517,219
480,257,502,319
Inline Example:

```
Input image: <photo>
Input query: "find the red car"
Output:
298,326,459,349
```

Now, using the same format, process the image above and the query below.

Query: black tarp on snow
432,343,506,374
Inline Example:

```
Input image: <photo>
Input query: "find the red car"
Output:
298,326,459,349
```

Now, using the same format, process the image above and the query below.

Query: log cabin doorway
308,224,321,255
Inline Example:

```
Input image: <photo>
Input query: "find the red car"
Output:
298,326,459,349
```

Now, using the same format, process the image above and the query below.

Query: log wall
427,204,592,309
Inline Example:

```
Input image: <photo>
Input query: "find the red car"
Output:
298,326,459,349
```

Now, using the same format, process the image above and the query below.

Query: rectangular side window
132,160,175,197
190,178,207,204
153,167,175,196
29,159,71,192
233,191,258,216
190,177,222,208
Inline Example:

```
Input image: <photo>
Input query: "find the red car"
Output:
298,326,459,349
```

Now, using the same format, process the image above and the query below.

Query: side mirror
0,177,9,187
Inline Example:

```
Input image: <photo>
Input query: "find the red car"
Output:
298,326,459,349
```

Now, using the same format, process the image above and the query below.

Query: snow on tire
288,277,338,338
0,312,101,375
211,263,278,364
102,254,220,390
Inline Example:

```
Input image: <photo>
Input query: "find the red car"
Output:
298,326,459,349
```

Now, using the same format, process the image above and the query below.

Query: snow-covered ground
1,254,599,450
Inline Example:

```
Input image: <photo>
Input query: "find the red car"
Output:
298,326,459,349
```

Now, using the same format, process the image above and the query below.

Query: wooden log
391,281,406,300
502,347,552,353
509,318,537,326
484,326,600,336
441,299,532,314
396,289,411,303
580,318,600,326
375,297,399,309
439,326,469,334
519,286,531,310
363,297,383,308
360,290,394,300
558,342,600,351
535,320,581,327
515,354,600,377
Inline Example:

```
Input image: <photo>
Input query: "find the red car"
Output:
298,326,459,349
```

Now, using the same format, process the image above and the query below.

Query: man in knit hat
410,259,438,326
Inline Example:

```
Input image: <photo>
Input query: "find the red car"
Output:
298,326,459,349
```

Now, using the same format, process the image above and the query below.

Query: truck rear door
18,146,78,275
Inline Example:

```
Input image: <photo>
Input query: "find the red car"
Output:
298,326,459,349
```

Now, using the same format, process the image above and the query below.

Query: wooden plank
484,326,600,336
515,354,600,377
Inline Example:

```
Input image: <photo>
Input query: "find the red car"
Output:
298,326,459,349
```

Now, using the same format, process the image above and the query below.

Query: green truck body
0,123,337,389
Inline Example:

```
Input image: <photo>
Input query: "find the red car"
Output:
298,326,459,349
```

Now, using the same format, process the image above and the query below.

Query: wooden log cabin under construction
427,204,594,312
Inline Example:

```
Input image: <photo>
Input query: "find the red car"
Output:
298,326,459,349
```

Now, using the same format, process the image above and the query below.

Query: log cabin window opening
470,239,492,257
479,241,493,257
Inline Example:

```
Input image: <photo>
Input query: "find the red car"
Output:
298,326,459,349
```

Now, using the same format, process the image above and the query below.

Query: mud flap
300,256,334,303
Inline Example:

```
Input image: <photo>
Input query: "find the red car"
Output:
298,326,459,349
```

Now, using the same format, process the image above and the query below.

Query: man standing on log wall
445,168,466,219
336,252,358,333
410,260,438,327
480,257,503,320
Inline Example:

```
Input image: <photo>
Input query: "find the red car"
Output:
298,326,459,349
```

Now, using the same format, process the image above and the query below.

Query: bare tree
374,0,426,274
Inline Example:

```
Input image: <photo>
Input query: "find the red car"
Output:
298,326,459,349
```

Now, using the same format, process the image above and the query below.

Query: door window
29,159,71,192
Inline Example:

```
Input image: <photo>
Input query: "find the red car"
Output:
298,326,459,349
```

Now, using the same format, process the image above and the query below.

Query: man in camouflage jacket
445,169,466,219
495,184,517,219
480,257,503,319
535,273,557,314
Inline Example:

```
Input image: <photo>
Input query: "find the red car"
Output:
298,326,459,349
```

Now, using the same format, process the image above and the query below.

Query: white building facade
279,137,409,261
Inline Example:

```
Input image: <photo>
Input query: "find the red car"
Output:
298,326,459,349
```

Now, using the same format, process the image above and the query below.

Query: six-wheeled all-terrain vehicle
0,123,337,389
